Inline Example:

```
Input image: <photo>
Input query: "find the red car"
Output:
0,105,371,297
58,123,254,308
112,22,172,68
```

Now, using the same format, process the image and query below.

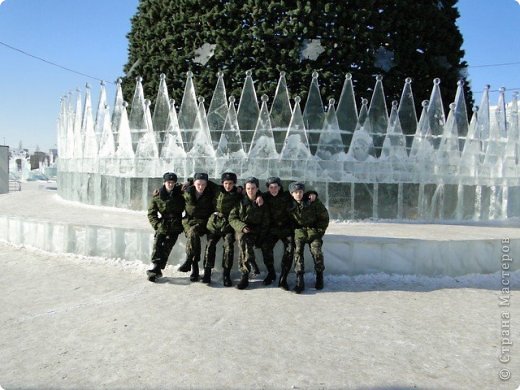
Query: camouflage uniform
204,186,242,270
182,181,217,265
147,183,185,270
229,195,270,275
289,196,329,273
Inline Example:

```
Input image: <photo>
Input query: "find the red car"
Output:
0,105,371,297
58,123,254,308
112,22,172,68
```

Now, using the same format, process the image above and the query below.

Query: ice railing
56,71,520,220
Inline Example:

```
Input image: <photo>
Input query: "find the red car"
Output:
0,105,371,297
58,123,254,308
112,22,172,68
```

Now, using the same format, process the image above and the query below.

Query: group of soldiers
146,171,330,293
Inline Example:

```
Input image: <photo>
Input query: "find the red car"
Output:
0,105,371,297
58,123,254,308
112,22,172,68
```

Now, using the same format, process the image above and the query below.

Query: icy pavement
0,242,519,389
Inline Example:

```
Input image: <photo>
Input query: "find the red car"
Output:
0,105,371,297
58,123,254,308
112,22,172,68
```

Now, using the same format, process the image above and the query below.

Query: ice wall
57,72,520,221
2,214,519,276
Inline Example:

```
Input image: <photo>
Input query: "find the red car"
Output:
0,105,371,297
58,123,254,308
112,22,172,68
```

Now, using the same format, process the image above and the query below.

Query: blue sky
0,0,519,151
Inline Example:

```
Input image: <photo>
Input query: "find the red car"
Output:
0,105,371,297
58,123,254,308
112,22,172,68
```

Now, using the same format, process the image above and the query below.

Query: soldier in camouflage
178,172,216,282
146,172,185,282
288,181,329,294
229,177,270,290
202,172,242,286
262,177,319,290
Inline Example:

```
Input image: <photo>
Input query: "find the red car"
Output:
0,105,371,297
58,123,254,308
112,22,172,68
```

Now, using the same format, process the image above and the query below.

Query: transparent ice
57,70,520,221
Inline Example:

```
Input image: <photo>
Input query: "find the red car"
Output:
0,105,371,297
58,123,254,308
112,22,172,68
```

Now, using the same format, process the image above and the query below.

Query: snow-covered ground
0,242,518,389
0,182,519,389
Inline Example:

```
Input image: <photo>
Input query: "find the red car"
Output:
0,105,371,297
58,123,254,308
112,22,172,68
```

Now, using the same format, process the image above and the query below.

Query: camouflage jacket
289,197,329,241
206,186,242,234
182,181,217,229
147,184,185,234
229,194,270,238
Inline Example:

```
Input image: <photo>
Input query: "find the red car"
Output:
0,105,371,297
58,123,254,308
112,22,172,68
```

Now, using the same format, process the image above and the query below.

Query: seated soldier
288,181,329,294
178,172,216,282
229,177,269,290
261,177,318,290
146,172,185,282
203,172,242,286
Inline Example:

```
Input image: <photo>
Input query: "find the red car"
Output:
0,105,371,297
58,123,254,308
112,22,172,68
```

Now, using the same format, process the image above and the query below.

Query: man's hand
255,196,264,206
243,226,252,233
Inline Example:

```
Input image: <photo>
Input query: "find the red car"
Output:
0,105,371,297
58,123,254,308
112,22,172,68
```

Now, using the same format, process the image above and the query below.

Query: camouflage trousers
293,237,325,273
185,225,208,264
203,231,235,270
151,232,180,269
236,232,263,274
261,234,294,271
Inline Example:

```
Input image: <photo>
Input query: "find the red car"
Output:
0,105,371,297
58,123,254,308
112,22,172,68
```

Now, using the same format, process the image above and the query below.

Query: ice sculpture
152,74,171,154
161,98,187,178
247,95,278,178
98,104,115,158
336,73,358,152
237,70,260,153
316,99,347,181
72,89,83,159
94,81,107,145
57,70,520,221
428,78,446,149
459,107,480,180
503,93,519,179
111,78,124,148
82,84,99,161
207,71,228,147
280,96,315,180
215,96,246,177
366,75,389,155
270,72,292,153
188,97,216,175
397,77,417,143
178,71,199,149
381,101,408,183
116,103,134,159
129,76,147,152
303,71,325,154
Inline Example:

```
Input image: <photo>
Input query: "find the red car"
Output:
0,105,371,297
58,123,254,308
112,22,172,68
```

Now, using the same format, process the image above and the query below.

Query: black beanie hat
163,172,178,182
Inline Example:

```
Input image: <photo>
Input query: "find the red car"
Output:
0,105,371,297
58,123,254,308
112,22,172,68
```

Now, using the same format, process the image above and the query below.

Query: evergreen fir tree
122,0,472,136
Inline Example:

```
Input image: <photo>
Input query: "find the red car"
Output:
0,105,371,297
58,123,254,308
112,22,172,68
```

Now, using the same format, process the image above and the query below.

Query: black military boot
146,263,162,282
263,265,276,285
236,273,249,290
293,272,305,294
178,259,192,272
315,271,324,290
190,262,200,282
278,267,289,291
202,267,212,284
223,268,232,287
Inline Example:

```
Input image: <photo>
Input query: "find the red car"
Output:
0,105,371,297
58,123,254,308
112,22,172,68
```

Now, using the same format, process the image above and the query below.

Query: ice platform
0,182,519,277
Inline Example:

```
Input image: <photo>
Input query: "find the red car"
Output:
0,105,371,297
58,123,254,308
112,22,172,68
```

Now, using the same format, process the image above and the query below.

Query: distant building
0,145,8,194
30,151,48,170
